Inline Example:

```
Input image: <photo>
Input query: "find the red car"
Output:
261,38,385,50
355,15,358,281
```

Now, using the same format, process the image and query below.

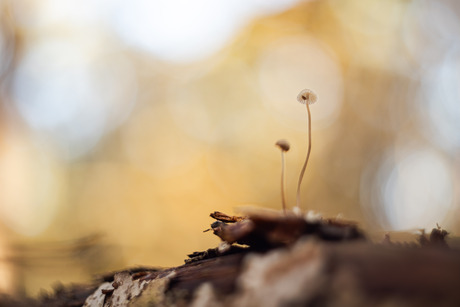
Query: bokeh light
402,0,460,67
0,127,63,236
416,46,460,152
109,0,302,63
11,36,137,159
258,35,344,131
383,149,453,230
379,147,453,230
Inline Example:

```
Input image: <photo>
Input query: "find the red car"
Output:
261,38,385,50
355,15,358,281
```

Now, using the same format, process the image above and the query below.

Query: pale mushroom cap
275,139,290,152
297,89,318,105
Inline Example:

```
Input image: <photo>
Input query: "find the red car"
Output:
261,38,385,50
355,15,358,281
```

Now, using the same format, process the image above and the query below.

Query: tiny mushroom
275,139,290,214
295,89,318,212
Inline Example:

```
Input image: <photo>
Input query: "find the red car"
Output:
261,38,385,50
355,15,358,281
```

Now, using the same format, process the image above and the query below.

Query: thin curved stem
280,151,287,214
296,104,312,209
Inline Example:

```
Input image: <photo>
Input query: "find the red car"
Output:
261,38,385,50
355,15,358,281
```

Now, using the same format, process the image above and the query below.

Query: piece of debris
210,211,247,223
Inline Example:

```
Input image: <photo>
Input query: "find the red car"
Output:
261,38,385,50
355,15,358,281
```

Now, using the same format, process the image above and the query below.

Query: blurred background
0,0,459,297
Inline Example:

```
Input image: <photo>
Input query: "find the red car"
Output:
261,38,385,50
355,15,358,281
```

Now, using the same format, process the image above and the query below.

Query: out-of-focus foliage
0,0,459,296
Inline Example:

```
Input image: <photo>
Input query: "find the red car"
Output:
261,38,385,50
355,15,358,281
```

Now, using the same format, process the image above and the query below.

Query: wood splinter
210,211,247,223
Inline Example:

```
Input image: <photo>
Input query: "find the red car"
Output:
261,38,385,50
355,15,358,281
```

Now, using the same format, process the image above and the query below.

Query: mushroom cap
297,89,318,105
275,139,290,152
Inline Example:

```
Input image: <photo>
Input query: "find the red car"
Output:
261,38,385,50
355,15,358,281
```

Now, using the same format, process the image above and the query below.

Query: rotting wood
3,211,459,306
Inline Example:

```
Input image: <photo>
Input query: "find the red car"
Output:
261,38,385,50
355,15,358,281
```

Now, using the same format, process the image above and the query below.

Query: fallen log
5,210,460,306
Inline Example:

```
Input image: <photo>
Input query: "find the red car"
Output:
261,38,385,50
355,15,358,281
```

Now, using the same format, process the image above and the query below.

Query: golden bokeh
0,0,459,296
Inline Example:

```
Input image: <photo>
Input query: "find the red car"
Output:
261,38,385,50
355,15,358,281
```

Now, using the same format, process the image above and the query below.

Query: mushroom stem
280,150,287,214
296,103,312,209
